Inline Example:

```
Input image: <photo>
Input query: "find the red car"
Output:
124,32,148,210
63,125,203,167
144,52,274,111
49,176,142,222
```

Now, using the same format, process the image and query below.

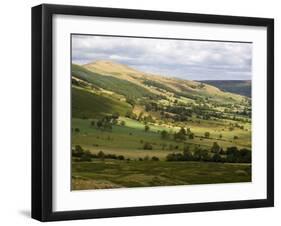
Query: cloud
72,35,252,80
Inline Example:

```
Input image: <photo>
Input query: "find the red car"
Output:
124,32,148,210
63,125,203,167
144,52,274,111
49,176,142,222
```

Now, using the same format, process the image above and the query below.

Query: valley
71,60,252,190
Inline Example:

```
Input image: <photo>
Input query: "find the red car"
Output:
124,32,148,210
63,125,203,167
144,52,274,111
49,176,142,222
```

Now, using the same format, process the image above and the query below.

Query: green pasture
72,160,251,190
72,116,251,160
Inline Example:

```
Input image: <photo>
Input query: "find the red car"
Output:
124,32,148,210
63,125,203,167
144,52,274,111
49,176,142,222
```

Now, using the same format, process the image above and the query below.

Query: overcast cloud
72,35,252,80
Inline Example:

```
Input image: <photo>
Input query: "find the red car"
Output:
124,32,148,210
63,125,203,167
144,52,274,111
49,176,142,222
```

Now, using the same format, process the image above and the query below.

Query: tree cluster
72,145,126,161
95,113,119,131
166,144,251,163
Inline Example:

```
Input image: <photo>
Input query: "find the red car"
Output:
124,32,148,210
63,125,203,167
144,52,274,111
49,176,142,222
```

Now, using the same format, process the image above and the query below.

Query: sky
72,35,252,80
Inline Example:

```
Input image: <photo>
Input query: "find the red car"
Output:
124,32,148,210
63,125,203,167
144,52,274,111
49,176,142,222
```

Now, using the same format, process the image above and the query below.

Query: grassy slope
72,87,132,118
72,64,156,99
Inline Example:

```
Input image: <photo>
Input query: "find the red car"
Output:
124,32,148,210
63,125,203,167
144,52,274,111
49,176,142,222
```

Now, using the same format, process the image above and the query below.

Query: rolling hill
72,60,248,104
201,80,251,97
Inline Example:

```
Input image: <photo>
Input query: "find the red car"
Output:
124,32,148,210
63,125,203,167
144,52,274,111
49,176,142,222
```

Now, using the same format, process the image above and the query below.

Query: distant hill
200,80,251,97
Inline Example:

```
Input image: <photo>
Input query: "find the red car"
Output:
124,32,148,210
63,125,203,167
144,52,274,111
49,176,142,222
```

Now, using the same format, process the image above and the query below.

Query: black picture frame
32,4,274,222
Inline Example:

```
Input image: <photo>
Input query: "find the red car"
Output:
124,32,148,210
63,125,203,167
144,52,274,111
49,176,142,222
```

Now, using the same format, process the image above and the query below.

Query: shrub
204,132,210,138
106,154,117,159
239,148,251,163
193,148,210,161
160,130,169,139
174,128,187,141
72,145,94,161
144,125,150,132
211,142,221,153
143,142,153,150
212,153,223,162
72,145,84,157
97,151,105,159
117,155,125,160
183,149,193,161
225,146,251,163
151,156,159,161
189,133,194,139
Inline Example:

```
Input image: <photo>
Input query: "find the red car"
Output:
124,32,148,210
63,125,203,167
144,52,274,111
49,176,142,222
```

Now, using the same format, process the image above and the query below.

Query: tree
225,146,239,163
117,155,125,160
97,151,105,159
211,142,221,153
96,120,103,129
120,121,126,126
212,153,222,162
193,148,209,161
233,135,239,140
204,132,210,138
160,130,169,139
219,148,225,155
143,142,153,150
151,156,159,161
189,133,194,139
179,127,187,135
72,145,84,157
226,146,239,155
166,153,184,161
90,121,95,127
144,125,150,132
174,127,187,141
239,148,251,163
183,146,193,161
74,128,80,133
75,145,83,152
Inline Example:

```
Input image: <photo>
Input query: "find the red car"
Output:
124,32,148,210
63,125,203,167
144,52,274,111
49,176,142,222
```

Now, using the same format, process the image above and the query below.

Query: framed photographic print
32,4,274,221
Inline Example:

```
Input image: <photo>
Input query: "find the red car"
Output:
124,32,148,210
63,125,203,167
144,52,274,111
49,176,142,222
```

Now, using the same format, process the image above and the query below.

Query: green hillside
72,64,156,99
72,87,132,118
